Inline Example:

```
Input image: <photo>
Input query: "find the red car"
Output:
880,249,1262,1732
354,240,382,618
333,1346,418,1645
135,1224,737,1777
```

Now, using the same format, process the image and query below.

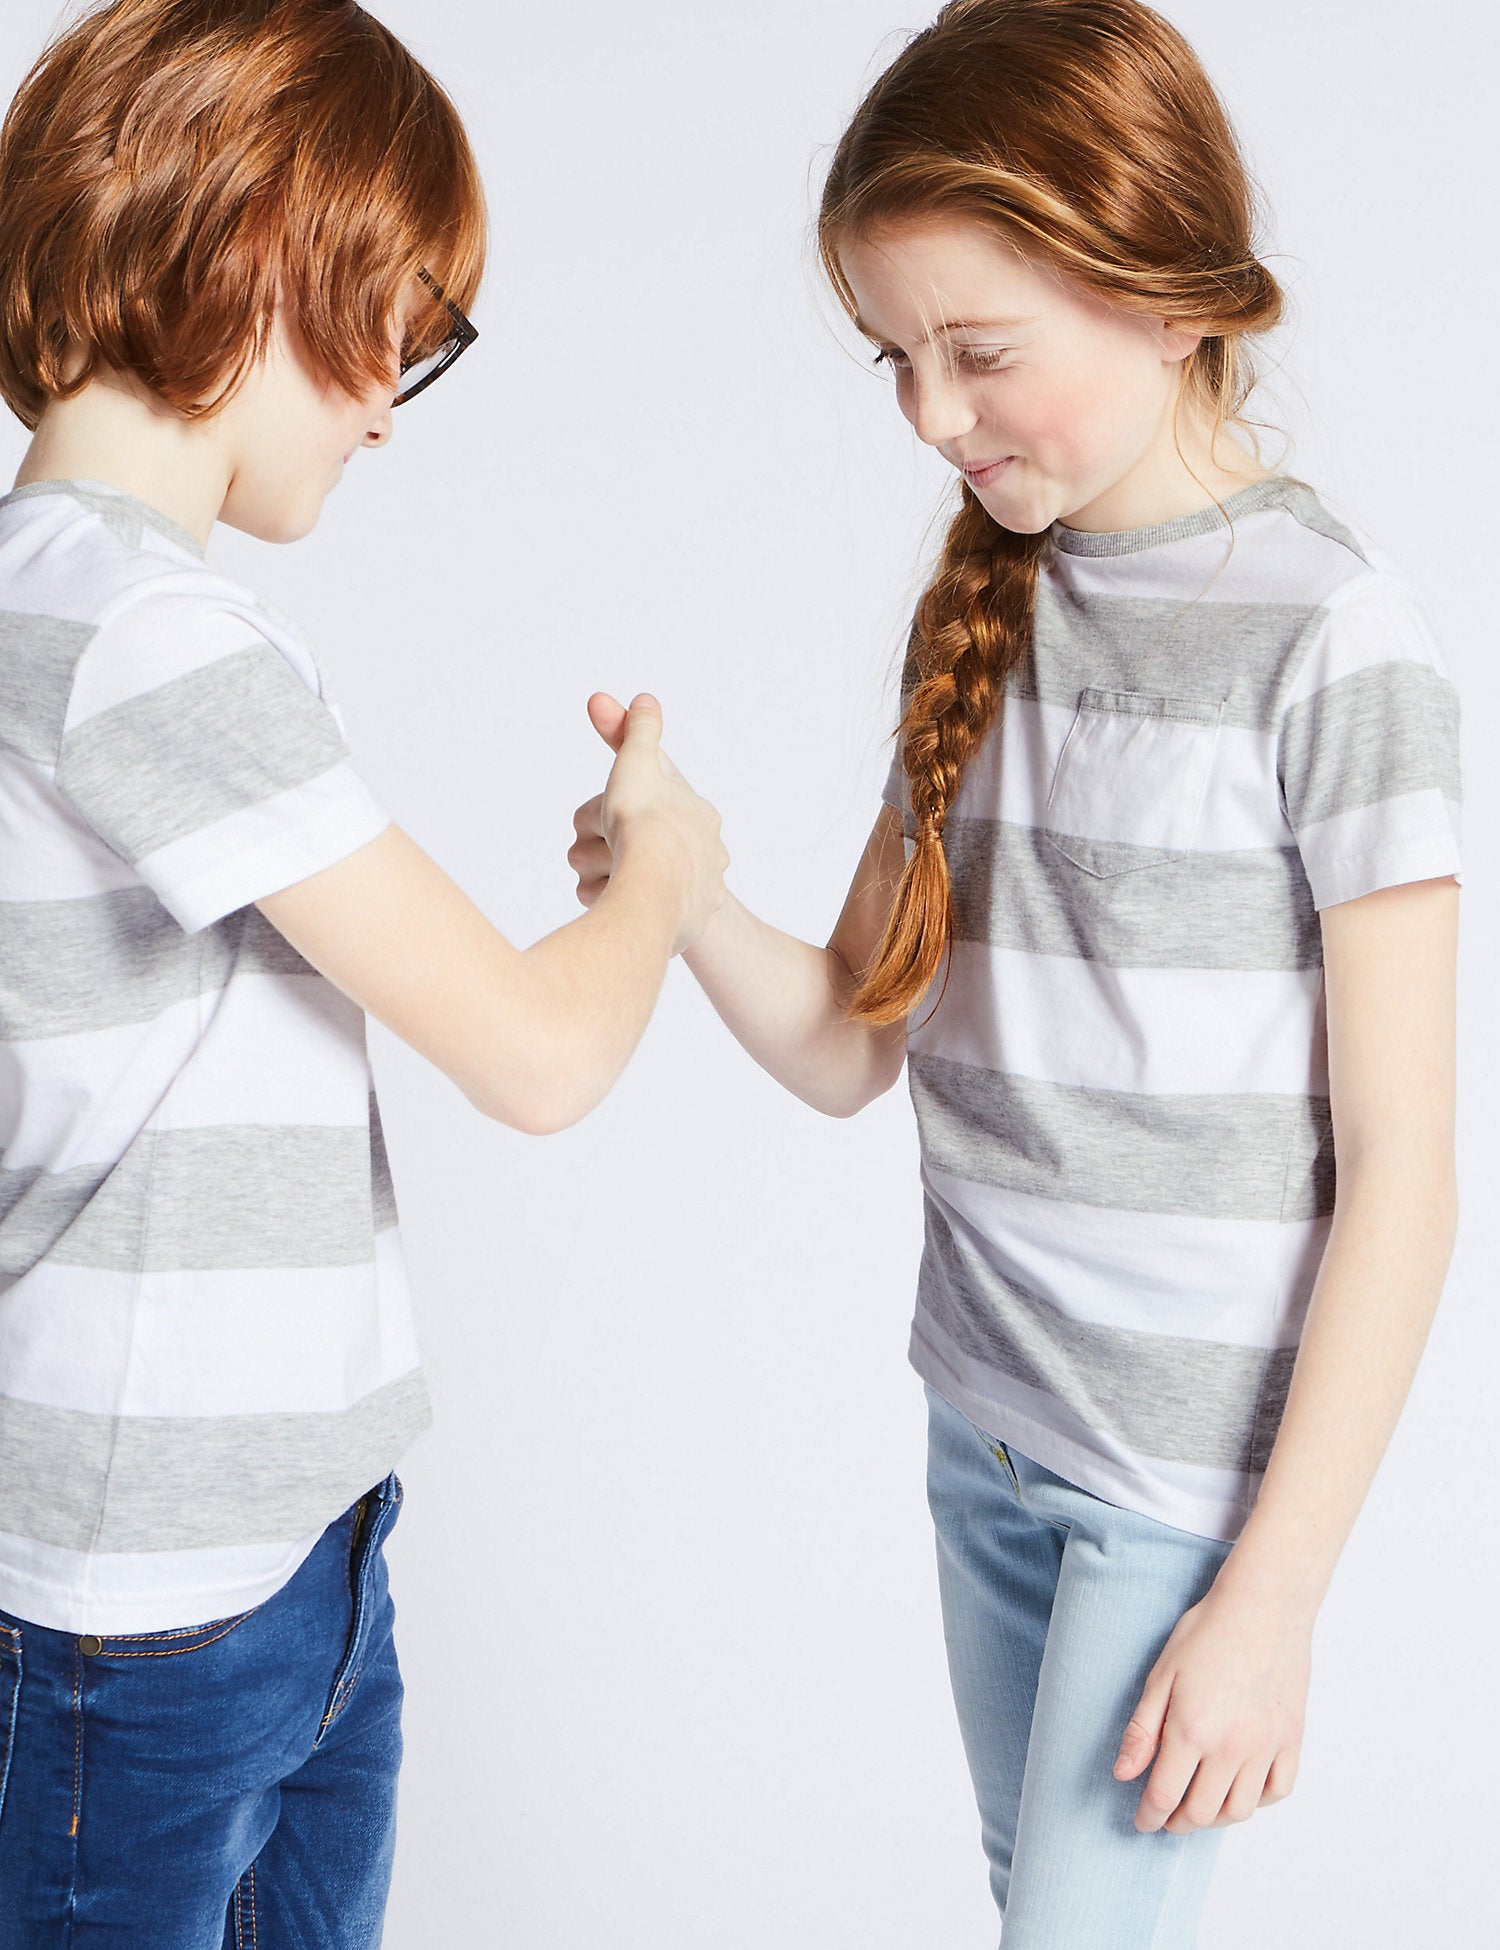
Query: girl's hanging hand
1112,1581,1311,1834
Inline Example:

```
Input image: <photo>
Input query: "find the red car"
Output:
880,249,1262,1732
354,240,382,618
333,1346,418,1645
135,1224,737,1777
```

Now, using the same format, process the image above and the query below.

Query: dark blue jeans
0,1473,404,1948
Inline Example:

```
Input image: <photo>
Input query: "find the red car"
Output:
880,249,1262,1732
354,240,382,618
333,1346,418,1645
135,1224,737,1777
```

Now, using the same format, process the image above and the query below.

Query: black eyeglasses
393,267,478,406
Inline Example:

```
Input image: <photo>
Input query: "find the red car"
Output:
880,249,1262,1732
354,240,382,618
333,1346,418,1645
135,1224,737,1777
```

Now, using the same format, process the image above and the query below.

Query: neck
13,372,230,548
1060,399,1273,536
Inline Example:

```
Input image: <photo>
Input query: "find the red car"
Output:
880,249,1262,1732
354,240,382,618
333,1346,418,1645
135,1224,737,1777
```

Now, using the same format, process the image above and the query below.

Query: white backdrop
3,3,1495,1944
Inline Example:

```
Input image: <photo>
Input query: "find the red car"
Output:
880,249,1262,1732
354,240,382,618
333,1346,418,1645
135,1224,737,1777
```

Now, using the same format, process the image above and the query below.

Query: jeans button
79,1634,103,1656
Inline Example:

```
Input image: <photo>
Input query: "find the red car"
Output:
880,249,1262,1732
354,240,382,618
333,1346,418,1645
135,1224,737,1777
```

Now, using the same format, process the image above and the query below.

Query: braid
851,489,1049,1025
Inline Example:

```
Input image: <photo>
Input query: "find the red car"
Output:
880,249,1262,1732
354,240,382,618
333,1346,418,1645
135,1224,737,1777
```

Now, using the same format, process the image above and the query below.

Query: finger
571,794,605,840
1213,1759,1271,1828
587,692,630,753
1259,1749,1298,1806
1164,1758,1237,1836
1133,1733,1200,1834
1114,1674,1172,1781
618,692,663,752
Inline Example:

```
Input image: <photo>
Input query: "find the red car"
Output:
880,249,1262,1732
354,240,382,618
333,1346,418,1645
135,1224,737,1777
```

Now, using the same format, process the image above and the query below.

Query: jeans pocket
1044,686,1223,877
316,1473,402,1744
0,1618,20,1827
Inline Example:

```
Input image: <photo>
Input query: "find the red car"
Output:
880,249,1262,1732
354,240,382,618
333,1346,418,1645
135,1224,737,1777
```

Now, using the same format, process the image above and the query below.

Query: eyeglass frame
392,266,478,406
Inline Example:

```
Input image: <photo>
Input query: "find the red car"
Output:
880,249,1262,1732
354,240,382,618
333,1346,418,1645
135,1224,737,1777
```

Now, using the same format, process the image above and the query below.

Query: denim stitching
95,1611,253,1645
248,1864,258,1948
69,1643,84,1839
89,1617,254,1660
0,1620,20,1824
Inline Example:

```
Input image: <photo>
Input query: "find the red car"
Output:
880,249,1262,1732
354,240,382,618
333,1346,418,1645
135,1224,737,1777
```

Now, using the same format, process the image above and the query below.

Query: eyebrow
854,315,1036,343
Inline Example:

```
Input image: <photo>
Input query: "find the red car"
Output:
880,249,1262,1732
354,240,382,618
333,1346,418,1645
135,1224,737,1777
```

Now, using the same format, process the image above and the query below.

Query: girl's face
837,217,1211,535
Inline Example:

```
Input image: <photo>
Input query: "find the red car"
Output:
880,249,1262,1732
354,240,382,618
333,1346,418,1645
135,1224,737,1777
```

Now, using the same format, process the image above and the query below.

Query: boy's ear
587,692,629,754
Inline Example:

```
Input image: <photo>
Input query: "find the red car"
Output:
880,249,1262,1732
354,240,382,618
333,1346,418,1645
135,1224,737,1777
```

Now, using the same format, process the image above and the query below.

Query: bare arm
1213,873,1460,1612
677,807,909,1116
259,695,728,1136
1116,873,1460,1835
569,693,907,1117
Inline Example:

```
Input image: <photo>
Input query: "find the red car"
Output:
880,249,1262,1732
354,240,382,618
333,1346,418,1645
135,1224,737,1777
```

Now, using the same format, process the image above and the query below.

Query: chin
221,494,324,545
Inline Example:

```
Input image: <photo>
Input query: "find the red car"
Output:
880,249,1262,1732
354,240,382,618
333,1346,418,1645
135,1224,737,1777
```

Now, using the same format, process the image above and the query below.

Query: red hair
0,0,487,429
819,0,1284,1024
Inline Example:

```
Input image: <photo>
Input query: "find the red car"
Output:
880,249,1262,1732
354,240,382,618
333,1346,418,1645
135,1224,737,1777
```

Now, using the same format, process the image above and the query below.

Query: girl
572,1,1462,1942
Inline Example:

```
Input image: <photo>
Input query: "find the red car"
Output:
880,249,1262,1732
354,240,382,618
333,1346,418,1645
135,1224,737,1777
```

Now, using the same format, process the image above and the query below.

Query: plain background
3,2,1495,1943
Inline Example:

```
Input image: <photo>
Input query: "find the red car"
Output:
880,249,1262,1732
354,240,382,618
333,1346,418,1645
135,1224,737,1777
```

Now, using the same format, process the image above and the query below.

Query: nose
906,360,978,449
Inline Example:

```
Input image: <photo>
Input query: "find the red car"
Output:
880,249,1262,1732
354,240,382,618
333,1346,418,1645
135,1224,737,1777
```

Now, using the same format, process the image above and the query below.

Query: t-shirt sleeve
1276,572,1462,910
55,594,391,933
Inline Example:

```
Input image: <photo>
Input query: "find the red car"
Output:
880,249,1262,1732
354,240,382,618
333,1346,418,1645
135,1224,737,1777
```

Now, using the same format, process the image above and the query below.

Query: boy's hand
572,692,728,955
1113,1578,1309,1836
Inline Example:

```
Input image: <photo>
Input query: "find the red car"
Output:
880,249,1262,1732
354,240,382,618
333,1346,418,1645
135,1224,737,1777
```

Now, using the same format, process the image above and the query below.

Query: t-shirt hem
908,1315,1252,1544
1308,834,1463,910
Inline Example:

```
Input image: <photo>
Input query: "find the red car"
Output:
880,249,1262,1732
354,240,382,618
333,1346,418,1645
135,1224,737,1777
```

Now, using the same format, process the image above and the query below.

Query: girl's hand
572,691,728,954
1113,1578,1310,1835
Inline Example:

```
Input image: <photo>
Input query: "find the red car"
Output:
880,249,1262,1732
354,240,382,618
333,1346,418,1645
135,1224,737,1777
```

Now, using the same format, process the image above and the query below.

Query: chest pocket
1044,686,1224,878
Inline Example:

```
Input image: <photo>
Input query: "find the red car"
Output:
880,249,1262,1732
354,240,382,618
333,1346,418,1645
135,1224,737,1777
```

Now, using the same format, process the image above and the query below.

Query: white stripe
1281,575,1447,709
1294,788,1463,909
136,765,389,932
910,938,1327,1096
0,1230,417,1416
0,975,368,1170
0,752,139,900
161,970,370,1129
951,693,1288,852
1053,504,1368,609
922,1163,1328,1347
0,1523,324,1634
65,581,326,728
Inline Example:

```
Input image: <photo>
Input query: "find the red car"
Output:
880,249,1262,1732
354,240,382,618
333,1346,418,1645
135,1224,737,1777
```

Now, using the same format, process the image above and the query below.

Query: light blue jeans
925,1384,1235,1948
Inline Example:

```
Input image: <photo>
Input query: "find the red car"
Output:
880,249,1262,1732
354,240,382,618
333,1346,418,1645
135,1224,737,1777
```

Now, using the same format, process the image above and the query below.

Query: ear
1158,318,1205,364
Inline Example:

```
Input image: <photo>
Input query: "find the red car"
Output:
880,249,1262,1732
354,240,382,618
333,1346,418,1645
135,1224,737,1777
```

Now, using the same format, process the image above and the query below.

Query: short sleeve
1276,573,1462,910
55,593,391,932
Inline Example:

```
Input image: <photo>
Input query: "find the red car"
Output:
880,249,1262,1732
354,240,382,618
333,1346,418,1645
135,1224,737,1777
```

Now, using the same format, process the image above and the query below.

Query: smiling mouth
961,456,1016,486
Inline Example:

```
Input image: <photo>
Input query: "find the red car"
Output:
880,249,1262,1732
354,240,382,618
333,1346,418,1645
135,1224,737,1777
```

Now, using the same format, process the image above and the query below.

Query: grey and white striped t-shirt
885,473,1463,1541
0,478,429,1632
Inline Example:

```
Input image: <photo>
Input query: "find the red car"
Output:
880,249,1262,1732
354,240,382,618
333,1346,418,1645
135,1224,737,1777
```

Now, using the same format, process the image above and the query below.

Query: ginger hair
0,0,487,429
818,0,1284,1024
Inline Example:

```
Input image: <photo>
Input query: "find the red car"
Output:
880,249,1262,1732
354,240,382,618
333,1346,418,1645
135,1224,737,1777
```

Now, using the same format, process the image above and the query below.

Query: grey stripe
0,1368,430,1553
49,1125,377,1272
370,1092,399,1232
910,1055,1336,1223
0,894,313,1042
936,815,1322,971
0,1161,112,1276
0,610,95,763
56,646,347,863
1274,481,1368,564
1279,660,1462,826
1029,589,1322,731
917,1194,1292,1472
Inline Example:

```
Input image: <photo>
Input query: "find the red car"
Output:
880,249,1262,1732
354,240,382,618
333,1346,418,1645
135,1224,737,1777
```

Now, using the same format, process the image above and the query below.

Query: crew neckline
1050,473,1299,557
0,477,209,560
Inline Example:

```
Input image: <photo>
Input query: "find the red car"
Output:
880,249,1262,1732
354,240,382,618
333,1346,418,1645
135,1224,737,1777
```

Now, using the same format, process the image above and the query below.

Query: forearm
682,892,905,1116
467,840,684,1132
1214,1155,1459,1620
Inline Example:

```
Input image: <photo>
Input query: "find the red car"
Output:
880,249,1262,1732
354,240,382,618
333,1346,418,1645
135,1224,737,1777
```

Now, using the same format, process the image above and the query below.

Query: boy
0,2,725,1942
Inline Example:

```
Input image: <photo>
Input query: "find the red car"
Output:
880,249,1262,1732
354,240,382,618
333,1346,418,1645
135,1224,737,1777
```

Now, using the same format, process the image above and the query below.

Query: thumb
1114,1678,1171,1781
619,691,663,752
587,691,629,754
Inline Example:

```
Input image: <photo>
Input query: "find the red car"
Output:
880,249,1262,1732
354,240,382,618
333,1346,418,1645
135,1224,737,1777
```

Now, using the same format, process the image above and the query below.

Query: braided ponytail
852,497,1048,1024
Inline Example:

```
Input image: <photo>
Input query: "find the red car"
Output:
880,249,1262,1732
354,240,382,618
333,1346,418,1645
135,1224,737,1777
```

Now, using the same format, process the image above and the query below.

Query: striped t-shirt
0,478,429,1633
885,473,1463,1542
